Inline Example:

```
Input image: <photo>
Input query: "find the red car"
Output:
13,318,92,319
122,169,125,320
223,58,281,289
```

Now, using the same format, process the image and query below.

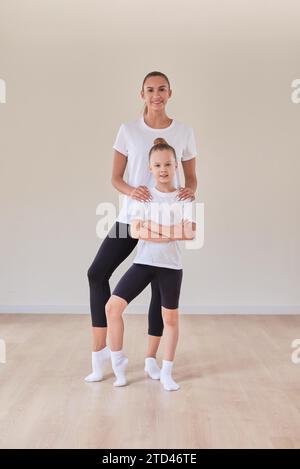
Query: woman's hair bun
153,137,167,146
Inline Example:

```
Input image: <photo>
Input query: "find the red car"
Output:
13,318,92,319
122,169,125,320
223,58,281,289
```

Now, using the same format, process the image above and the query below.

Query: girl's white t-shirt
112,116,198,224
128,186,196,270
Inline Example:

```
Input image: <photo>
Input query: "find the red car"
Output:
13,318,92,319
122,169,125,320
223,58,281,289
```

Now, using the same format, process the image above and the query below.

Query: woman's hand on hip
130,186,152,202
176,187,195,201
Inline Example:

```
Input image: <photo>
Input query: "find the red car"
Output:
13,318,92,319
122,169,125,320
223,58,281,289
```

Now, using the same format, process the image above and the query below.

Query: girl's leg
106,295,129,387
105,295,128,351
107,264,155,385
87,222,137,347
85,222,137,382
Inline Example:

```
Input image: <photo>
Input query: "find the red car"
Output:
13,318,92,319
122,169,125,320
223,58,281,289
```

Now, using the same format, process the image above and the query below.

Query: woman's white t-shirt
112,116,197,224
128,186,196,270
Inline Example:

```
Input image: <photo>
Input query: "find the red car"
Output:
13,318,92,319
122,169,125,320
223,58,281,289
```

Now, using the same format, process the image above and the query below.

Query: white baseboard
0,304,299,314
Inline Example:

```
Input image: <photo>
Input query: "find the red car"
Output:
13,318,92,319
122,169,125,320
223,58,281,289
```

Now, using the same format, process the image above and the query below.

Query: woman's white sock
111,350,129,387
160,359,180,391
144,357,161,380
84,346,111,382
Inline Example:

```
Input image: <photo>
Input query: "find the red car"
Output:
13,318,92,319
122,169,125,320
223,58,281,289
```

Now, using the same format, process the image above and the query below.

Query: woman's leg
161,307,179,362
157,268,183,391
160,307,180,391
147,278,163,358
143,278,164,380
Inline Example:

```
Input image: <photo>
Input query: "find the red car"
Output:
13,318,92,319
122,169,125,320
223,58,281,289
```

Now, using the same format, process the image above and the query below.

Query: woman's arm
111,150,133,196
111,150,152,202
177,158,197,201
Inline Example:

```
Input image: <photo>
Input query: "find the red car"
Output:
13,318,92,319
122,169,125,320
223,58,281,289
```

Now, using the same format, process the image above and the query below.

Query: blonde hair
149,137,177,161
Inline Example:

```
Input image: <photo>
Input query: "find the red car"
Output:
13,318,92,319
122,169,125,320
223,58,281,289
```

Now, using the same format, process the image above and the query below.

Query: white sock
144,357,161,380
160,359,180,391
84,346,111,382
111,350,128,387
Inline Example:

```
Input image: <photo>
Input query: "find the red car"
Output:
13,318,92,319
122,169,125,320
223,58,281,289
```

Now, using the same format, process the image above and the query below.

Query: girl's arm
143,220,196,240
130,220,171,242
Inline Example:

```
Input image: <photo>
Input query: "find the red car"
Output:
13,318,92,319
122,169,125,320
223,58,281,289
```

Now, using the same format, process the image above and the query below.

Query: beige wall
0,0,299,314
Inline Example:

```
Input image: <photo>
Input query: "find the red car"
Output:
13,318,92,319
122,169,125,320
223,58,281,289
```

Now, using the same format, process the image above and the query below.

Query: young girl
106,137,196,391
85,71,197,383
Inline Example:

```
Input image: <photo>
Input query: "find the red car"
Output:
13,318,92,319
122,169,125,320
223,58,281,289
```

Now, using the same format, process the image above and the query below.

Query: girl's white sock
144,357,161,380
84,346,111,382
160,359,180,391
111,350,128,387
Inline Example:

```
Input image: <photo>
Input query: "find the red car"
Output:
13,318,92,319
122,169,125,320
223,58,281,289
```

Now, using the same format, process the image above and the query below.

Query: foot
111,351,129,387
144,357,161,380
160,374,180,391
84,346,111,382
160,359,180,391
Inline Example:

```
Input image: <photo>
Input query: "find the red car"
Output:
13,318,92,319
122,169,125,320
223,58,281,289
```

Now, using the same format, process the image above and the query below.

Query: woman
85,71,198,382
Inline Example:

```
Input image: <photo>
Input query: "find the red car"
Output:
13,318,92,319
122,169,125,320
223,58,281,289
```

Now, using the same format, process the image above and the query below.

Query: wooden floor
0,313,300,449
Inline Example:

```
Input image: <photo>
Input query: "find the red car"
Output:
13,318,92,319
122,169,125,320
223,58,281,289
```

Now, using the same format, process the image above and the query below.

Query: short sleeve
182,127,197,161
112,123,128,157
182,199,196,223
128,201,145,223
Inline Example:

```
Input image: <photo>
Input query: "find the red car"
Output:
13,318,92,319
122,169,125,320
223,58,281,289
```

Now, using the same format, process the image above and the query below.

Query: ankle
93,344,108,352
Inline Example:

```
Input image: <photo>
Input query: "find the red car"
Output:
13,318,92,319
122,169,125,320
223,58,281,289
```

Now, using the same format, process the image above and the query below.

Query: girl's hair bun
153,137,167,145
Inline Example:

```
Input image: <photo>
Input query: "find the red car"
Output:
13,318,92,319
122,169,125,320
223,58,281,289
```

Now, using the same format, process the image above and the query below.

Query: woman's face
141,76,172,112
149,149,177,184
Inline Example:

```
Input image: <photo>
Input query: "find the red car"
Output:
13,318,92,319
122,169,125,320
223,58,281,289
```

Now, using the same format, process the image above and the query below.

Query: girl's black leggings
87,221,164,337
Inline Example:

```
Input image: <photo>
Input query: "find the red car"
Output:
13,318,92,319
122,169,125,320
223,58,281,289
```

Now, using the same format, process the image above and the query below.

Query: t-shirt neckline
152,186,178,197
141,116,175,131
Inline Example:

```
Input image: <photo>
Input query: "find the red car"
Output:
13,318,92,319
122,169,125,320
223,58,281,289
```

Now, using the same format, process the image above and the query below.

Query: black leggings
113,263,183,310
87,222,164,336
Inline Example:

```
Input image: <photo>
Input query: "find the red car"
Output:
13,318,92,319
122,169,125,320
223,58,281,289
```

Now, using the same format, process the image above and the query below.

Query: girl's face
149,149,177,184
141,76,172,112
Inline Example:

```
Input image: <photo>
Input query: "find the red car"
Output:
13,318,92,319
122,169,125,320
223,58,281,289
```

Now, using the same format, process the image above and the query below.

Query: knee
163,310,178,327
105,296,125,321
87,263,107,283
105,298,117,320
